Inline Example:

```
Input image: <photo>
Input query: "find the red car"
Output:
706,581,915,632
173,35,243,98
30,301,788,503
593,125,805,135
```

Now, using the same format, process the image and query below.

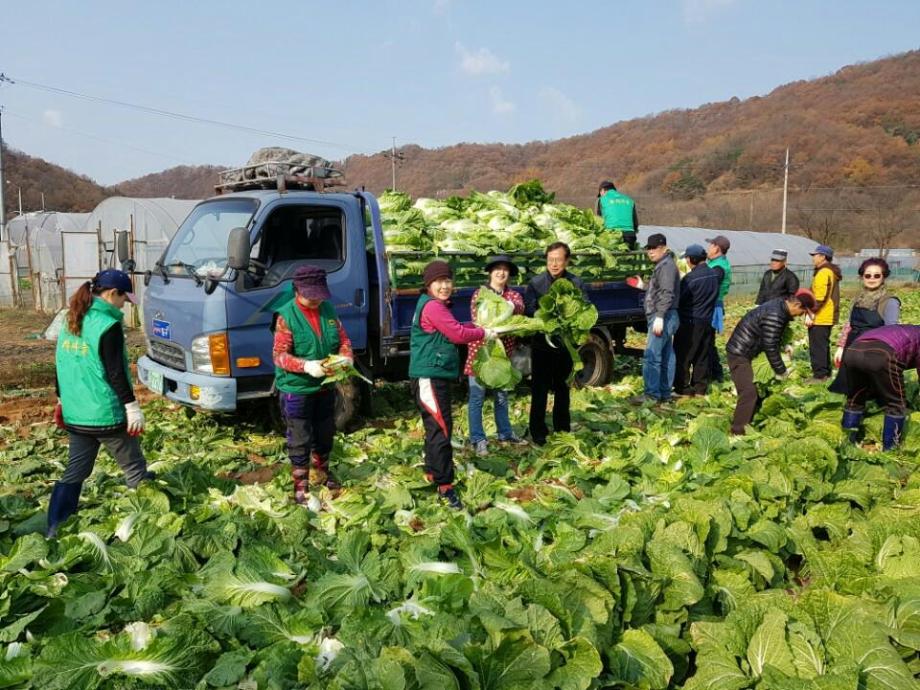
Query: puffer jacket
725,298,792,374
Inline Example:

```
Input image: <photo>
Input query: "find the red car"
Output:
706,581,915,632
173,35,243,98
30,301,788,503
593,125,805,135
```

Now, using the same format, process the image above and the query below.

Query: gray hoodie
644,253,680,318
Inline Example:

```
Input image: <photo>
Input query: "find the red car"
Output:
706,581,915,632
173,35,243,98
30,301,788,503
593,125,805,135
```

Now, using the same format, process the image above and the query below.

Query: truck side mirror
227,227,251,270
116,231,131,265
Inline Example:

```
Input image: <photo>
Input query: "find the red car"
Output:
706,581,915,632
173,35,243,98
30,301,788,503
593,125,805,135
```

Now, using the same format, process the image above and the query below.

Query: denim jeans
643,310,679,400
468,376,514,443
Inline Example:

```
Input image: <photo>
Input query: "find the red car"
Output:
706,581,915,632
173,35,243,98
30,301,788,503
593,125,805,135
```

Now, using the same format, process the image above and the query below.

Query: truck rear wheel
575,333,612,388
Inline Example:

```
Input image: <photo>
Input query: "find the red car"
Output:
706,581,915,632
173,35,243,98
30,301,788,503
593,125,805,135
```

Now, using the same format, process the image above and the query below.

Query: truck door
225,198,369,386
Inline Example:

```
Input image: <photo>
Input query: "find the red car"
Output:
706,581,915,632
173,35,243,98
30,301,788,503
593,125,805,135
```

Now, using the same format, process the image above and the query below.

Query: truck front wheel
575,333,612,388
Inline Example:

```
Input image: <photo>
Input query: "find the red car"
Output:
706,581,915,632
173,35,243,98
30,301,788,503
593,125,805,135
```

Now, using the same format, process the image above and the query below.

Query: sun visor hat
93,269,136,303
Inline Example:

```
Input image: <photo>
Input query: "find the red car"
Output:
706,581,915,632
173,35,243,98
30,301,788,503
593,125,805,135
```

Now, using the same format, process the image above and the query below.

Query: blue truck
127,165,651,428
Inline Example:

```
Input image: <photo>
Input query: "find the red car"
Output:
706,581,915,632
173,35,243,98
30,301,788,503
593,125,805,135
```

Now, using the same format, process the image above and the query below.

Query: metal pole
749,190,754,231
391,136,397,191
781,147,789,234
0,108,6,242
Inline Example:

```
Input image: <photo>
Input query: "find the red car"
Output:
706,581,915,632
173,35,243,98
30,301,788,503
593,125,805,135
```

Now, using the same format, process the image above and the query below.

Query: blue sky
1,0,918,185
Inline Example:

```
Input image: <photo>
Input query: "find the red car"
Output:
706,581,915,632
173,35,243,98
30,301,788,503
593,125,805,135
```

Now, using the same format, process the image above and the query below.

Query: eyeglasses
861,273,883,279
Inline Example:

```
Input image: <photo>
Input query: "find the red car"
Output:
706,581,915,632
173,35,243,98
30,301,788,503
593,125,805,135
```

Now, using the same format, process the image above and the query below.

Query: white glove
304,360,327,378
833,347,844,368
652,317,664,337
482,328,499,340
124,401,145,436
804,314,814,327
784,344,795,358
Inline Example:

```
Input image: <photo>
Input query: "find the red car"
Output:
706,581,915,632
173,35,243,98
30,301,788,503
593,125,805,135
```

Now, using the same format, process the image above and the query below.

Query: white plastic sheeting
637,226,819,266
82,197,200,322
6,212,92,311
0,241,15,308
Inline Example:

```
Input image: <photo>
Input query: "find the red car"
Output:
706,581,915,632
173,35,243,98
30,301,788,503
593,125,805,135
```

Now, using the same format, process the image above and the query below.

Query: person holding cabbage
410,260,496,510
465,256,527,456
272,265,353,503
525,242,588,446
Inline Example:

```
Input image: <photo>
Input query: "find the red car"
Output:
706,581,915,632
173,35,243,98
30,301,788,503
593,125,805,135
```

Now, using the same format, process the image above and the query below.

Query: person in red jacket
409,260,496,509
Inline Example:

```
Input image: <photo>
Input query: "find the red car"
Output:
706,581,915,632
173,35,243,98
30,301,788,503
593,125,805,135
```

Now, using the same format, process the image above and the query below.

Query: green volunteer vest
599,190,636,231
408,295,460,379
708,255,732,301
56,297,131,426
274,300,341,395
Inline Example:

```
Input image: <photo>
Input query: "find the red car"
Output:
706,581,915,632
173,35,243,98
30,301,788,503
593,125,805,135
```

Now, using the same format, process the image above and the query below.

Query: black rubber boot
46,482,83,538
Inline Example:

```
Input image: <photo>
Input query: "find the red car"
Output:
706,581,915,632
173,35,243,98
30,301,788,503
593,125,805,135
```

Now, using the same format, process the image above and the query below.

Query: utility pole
749,190,755,231
384,136,406,191
781,147,790,234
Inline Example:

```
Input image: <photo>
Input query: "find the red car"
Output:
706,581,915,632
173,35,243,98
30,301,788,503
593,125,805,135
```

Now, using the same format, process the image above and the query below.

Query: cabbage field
0,290,918,689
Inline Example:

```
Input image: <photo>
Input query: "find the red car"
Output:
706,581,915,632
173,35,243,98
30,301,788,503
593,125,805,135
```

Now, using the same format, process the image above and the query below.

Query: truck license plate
147,370,164,394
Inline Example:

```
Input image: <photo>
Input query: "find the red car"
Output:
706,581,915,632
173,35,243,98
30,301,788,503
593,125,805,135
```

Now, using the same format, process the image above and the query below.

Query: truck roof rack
215,161,346,194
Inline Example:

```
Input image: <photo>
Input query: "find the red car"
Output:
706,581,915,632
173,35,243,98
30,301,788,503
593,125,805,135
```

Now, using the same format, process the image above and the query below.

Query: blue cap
682,244,706,259
810,244,834,260
93,269,136,303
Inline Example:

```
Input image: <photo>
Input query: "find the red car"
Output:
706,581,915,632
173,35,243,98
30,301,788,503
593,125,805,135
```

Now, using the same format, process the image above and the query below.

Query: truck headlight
191,332,231,376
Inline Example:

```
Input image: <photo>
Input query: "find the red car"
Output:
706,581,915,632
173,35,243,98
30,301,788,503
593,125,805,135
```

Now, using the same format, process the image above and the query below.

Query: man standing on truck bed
525,242,588,446
597,180,639,250
272,266,353,504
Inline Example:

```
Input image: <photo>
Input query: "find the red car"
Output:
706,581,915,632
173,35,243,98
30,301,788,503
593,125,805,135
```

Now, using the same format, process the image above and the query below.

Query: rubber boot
292,466,309,505
882,415,906,451
311,452,340,490
46,482,83,538
841,408,864,443
439,485,463,510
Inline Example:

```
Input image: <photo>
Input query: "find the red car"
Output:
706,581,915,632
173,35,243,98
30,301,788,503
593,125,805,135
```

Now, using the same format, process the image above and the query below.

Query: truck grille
148,340,187,372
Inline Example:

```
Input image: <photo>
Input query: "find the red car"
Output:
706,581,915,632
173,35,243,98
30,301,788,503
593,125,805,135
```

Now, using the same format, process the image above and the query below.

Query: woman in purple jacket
841,324,920,450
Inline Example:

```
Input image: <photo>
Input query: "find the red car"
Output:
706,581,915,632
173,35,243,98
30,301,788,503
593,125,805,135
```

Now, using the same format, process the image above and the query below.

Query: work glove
833,347,844,368
124,401,145,436
804,314,814,328
652,317,665,337
774,371,789,381
53,400,65,429
784,344,795,358
482,328,499,340
304,360,327,378
626,276,645,290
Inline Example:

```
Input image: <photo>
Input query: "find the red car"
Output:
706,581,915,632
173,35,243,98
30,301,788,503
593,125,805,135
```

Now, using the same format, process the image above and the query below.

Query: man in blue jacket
673,244,720,396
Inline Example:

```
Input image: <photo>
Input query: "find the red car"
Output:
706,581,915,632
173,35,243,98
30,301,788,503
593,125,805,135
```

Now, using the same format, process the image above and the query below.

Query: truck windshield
161,198,258,276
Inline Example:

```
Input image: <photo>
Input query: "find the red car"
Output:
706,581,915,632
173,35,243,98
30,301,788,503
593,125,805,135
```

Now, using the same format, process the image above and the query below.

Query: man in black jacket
525,242,588,446
755,250,800,305
725,290,816,435
674,244,720,396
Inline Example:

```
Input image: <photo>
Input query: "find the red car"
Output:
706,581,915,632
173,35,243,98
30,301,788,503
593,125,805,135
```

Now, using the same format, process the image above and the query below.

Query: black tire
575,333,612,388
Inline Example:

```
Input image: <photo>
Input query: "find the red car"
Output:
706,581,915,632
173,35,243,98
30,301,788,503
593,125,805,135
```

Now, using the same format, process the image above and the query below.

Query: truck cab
136,185,372,417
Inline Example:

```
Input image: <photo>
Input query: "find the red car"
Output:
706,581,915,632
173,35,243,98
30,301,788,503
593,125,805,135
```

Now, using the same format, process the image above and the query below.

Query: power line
1,73,359,152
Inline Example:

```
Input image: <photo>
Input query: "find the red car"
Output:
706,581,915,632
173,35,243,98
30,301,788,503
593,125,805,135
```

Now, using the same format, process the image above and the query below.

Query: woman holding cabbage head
465,255,528,457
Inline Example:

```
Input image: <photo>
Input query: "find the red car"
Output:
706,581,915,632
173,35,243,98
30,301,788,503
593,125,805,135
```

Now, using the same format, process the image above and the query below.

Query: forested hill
343,50,920,208
4,50,919,241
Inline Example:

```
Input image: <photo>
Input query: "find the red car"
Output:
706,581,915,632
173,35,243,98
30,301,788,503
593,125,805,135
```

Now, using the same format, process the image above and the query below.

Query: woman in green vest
272,265,353,504
410,260,495,510
47,269,150,538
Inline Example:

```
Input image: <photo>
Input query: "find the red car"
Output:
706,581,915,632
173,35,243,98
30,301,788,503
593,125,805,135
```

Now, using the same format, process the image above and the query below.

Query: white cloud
539,87,579,124
682,0,736,24
455,42,510,76
489,86,515,115
42,109,63,128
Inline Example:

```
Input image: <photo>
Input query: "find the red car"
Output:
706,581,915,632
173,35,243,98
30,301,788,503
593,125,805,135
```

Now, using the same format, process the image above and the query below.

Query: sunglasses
861,273,883,279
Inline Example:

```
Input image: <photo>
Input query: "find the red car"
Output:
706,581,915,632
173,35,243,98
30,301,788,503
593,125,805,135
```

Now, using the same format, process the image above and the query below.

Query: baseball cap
682,244,707,260
643,233,667,250
706,236,731,254
809,244,834,260
93,269,136,303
